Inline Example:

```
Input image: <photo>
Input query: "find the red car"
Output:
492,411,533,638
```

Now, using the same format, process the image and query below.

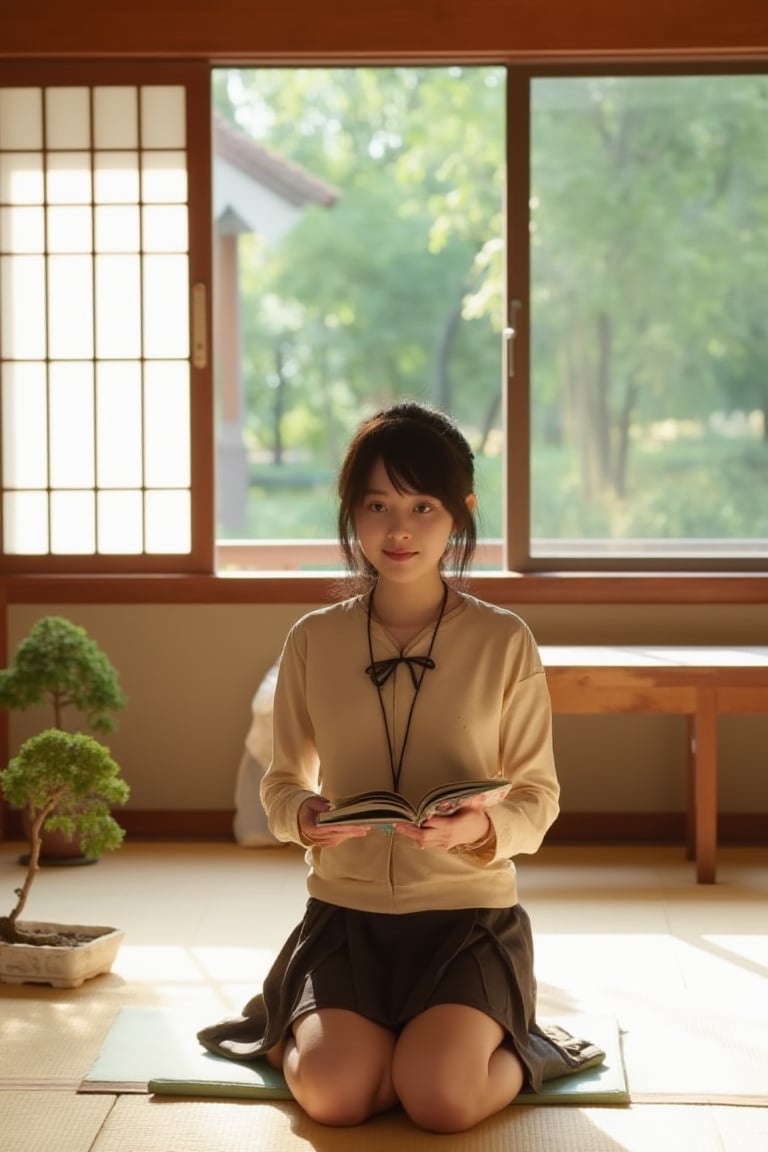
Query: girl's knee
288,1047,395,1126
399,1082,480,1134
299,1084,376,1128
393,1038,526,1132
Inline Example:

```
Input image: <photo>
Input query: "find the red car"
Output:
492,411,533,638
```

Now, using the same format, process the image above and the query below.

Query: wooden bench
540,646,768,883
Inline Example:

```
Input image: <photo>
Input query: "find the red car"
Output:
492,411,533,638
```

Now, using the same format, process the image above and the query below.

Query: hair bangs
377,421,457,503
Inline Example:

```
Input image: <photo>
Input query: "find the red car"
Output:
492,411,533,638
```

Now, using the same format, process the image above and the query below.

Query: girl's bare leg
282,1008,398,1127
392,1004,525,1133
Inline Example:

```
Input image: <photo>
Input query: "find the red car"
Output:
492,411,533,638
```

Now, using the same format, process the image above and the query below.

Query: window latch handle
504,299,521,379
192,282,207,369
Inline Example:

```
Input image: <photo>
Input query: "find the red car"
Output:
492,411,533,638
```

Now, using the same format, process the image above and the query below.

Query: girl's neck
370,576,449,632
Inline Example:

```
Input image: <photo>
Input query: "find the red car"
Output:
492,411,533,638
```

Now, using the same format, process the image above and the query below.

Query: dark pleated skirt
197,898,604,1093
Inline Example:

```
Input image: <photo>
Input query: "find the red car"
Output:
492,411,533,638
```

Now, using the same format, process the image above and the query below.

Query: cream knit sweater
262,592,559,913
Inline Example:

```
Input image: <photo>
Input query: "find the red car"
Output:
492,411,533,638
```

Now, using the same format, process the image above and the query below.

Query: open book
316,778,511,827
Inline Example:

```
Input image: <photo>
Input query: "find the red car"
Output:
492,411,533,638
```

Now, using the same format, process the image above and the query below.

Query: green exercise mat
80,1006,629,1105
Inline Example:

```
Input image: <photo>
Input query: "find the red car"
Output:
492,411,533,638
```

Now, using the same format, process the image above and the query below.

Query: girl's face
354,458,455,585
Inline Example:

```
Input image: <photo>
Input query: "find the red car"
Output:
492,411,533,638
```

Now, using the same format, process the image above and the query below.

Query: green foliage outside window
213,67,768,554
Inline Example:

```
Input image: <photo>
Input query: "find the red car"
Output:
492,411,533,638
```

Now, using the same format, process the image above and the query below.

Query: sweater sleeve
485,630,560,860
259,624,319,845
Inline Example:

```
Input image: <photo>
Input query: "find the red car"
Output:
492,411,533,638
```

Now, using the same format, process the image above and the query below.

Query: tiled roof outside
213,113,339,208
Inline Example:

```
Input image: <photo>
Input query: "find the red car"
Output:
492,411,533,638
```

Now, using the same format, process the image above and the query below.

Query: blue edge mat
79,1006,629,1105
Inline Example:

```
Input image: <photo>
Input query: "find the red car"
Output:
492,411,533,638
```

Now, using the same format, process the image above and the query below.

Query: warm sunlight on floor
1,841,766,1151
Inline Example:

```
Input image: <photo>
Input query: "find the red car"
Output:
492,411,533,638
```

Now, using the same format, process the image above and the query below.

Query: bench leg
685,715,696,861
692,688,718,884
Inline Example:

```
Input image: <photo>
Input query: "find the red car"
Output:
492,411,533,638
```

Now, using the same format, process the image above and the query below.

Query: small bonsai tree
0,729,130,944
0,615,126,733
0,616,130,943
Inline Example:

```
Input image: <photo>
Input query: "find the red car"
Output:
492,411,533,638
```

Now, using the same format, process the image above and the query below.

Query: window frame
0,60,215,576
506,60,768,574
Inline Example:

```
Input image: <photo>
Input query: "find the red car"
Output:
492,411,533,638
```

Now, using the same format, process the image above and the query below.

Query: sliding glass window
214,66,768,573
517,70,768,570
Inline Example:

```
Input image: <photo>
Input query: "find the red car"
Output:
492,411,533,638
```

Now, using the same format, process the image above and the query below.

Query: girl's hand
394,798,491,852
298,795,372,846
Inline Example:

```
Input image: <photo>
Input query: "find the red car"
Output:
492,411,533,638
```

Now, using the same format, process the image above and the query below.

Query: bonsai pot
0,922,124,988
20,813,98,867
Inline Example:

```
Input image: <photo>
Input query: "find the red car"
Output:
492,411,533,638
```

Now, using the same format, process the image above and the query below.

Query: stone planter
0,922,124,988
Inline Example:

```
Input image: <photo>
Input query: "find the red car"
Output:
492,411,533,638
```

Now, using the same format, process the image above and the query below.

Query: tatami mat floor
1,841,767,1151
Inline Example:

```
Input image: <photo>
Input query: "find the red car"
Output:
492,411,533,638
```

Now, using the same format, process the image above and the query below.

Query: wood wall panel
0,0,766,62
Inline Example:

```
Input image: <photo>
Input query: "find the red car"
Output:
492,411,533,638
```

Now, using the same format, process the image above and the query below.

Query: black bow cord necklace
365,581,449,791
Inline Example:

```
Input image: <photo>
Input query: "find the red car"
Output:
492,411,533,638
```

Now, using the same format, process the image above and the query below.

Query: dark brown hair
337,401,477,582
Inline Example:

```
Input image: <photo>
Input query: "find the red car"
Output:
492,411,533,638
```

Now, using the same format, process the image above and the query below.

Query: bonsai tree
0,614,128,878
0,729,130,945
0,615,126,733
